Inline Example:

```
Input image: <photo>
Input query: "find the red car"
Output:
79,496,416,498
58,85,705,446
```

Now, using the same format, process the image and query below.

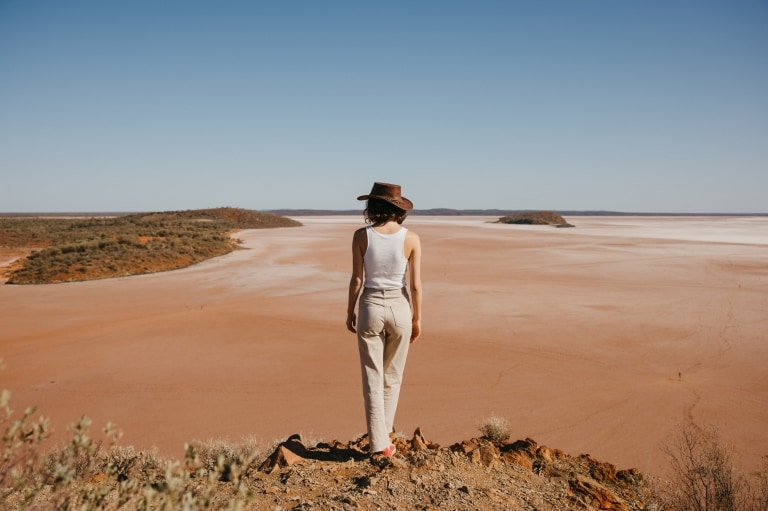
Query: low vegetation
0,208,301,284
3,370,766,511
495,210,574,227
656,422,768,511
477,414,511,443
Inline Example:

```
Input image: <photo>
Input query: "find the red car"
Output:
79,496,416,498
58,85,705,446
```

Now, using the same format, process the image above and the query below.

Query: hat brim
357,195,413,211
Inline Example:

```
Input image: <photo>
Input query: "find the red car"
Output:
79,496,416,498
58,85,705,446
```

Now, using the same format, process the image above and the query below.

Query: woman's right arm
346,228,366,334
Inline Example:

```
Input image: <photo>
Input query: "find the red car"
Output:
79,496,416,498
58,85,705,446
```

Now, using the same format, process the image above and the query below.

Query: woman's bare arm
406,230,422,343
346,228,366,334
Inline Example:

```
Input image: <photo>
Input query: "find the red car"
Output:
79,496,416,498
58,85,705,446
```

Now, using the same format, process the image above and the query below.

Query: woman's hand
346,311,357,333
410,318,421,343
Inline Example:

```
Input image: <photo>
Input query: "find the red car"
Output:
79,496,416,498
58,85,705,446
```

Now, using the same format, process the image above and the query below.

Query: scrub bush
662,421,768,511
477,414,511,443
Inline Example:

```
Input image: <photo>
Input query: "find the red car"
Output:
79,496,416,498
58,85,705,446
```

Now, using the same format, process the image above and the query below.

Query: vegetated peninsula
0,207,301,285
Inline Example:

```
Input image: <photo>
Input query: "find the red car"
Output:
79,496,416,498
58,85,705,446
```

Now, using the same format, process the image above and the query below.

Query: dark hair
364,198,408,225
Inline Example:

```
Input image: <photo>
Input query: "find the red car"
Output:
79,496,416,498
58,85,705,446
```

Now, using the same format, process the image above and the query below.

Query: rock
259,435,309,473
570,474,627,511
537,445,554,462
616,468,642,485
450,437,499,466
451,438,481,455
283,434,311,457
412,427,429,451
502,438,538,455
479,442,500,467
502,450,534,470
579,453,619,484
591,461,618,484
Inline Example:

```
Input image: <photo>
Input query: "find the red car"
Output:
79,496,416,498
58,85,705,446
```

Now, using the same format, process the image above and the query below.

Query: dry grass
476,414,511,443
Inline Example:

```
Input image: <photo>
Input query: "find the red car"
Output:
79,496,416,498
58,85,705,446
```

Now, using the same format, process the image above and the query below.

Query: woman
346,182,422,458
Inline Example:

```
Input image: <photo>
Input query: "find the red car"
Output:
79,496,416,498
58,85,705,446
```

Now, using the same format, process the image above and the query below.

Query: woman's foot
370,444,397,467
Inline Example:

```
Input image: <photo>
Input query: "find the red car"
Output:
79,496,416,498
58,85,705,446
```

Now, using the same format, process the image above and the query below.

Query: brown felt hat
357,182,413,211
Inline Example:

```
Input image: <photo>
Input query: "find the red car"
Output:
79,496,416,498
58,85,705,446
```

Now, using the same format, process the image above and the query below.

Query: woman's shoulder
404,229,420,248
352,226,368,242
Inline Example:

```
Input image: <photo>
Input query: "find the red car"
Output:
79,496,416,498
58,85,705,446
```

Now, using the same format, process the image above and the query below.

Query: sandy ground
1,216,766,477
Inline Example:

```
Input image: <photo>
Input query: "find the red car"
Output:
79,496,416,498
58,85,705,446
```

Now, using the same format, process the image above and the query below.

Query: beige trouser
357,287,412,453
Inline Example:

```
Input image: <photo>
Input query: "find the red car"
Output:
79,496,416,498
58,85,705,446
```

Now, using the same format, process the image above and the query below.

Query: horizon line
1,208,767,218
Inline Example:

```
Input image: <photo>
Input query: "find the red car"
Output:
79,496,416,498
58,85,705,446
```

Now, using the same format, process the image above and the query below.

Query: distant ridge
2,210,766,218
266,209,768,217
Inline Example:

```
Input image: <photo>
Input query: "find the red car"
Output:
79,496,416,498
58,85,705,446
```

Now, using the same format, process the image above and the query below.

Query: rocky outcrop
255,429,655,510
496,211,574,227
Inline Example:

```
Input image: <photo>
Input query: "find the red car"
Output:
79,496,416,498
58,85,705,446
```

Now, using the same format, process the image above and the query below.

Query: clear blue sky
1,1,766,213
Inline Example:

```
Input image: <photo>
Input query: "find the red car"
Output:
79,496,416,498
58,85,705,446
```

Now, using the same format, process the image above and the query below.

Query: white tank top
363,225,408,290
